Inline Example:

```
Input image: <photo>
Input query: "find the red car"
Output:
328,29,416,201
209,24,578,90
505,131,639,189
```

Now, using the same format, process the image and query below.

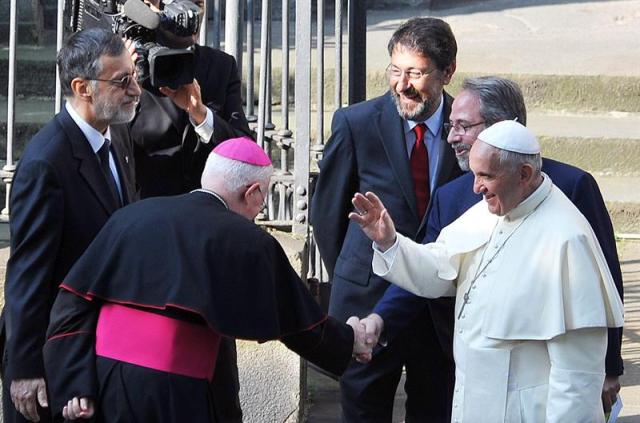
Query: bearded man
311,17,462,423
1,28,140,423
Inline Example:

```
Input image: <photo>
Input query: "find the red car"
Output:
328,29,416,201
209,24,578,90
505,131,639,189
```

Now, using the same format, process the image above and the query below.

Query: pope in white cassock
349,120,624,423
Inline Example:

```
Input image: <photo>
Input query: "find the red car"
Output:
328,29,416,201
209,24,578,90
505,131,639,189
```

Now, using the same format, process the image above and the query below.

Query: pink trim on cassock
95,304,220,380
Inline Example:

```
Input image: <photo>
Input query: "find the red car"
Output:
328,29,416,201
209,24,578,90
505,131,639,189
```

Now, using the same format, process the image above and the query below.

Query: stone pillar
237,231,309,422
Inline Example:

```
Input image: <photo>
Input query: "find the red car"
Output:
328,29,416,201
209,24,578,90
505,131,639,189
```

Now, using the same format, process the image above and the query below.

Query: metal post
293,0,311,235
225,0,244,71
334,0,343,112
55,0,65,113
198,0,207,46
316,0,325,146
279,0,290,134
347,0,366,105
2,0,18,220
246,0,256,120
257,0,271,148
210,0,221,49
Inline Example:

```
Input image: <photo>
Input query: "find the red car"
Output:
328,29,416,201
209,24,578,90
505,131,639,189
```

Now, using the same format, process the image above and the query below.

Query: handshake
345,313,385,363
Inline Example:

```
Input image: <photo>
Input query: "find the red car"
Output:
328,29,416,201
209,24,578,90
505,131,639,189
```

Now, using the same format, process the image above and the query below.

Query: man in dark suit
311,18,462,422
1,28,140,422
369,76,624,416
110,2,251,421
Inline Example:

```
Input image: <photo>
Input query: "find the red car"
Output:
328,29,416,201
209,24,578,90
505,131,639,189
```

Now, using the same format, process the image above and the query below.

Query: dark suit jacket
2,107,136,380
111,45,252,198
375,158,624,376
311,92,462,321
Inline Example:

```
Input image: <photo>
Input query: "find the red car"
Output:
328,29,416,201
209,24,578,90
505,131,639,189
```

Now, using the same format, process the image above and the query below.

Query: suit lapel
375,93,418,219
58,109,119,214
433,92,459,188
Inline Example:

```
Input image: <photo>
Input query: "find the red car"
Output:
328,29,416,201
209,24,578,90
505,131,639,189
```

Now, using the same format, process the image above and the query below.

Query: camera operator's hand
159,79,208,126
123,38,138,66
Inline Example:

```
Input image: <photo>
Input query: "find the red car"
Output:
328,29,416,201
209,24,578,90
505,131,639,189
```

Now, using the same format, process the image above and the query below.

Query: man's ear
244,182,261,201
70,77,93,102
441,61,456,85
520,163,534,183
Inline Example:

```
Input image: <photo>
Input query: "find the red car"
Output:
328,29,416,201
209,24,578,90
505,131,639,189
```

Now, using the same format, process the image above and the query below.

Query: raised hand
159,79,207,125
348,192,397,251
62,397,95,420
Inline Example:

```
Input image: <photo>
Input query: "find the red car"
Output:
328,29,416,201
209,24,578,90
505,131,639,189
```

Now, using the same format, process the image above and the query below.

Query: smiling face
447,90,487,171
469,140,527,216
388,46,454,121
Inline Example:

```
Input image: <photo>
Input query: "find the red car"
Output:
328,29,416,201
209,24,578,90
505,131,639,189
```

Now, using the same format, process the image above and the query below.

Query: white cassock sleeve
545,327,607,423
372,233,456,298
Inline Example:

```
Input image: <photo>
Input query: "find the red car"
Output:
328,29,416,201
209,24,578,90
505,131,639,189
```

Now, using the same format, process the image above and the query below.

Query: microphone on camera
122,0,160,30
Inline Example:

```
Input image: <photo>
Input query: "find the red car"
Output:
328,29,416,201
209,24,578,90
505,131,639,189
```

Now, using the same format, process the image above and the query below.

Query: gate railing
2,0,363,286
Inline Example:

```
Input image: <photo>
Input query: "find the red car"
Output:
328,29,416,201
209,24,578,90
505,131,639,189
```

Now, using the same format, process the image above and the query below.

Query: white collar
192,188,229,210
504,173,552,222
65,102,109,153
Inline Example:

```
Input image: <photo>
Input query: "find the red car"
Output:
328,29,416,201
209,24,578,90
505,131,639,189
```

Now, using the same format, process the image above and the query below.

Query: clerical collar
504,173,552,222
192,188,229,210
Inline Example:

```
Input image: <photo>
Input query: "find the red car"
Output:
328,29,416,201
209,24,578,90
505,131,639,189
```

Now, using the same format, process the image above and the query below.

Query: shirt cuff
190,107,214,143
372,237,400,271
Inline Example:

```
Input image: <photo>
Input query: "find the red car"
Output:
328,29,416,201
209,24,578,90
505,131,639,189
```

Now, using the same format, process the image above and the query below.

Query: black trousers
339,309,455,423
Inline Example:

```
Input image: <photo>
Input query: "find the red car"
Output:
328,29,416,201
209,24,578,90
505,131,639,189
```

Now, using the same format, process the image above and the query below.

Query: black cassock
43,191,353,422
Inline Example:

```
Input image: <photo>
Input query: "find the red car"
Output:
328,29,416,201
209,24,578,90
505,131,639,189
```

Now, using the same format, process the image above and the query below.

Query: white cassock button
458,328,463,334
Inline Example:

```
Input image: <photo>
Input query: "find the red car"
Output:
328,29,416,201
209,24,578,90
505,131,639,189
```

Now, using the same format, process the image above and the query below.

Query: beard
94,92,138,125
391,87,439,121
451,142,471,171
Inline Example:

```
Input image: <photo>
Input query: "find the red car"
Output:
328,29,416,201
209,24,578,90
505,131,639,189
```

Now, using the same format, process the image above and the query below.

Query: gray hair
461,76,527,126
57,28,125,98
496,148,542,177
202,153,273,193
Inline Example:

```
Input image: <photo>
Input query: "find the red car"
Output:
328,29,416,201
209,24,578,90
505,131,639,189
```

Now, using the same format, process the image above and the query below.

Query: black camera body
69,0,201,89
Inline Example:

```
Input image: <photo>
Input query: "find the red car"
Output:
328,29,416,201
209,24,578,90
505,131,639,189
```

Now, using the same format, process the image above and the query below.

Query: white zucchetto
477,120,540,154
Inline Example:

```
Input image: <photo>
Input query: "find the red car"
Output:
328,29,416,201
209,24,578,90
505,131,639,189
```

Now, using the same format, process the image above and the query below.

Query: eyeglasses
444,120,486,136
257,186,267,209
386,64,435,81
88,72,138,90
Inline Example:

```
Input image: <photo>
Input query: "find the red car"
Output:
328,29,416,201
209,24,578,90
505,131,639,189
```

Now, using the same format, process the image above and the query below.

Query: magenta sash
95,303,220,380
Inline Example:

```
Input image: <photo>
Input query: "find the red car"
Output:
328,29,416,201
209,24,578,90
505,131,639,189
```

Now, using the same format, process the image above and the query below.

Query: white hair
496,148,542,176
201,152,273,192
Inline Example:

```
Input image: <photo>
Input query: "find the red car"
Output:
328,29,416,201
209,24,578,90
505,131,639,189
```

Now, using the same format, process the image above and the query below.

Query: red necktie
410,123,430,219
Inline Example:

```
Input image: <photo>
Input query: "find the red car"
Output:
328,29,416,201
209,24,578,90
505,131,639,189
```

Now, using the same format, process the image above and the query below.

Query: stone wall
236,230,310,422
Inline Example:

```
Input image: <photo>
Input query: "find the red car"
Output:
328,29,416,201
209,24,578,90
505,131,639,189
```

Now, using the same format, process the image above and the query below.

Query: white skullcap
477,120,540,154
